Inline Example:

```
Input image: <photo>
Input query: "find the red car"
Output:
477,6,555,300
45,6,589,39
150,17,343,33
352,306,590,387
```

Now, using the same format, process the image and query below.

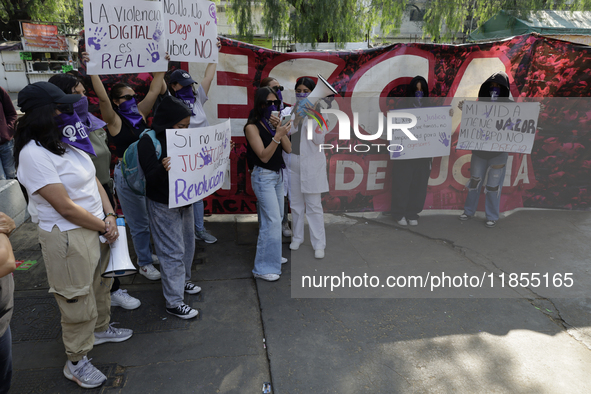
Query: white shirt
17,141,104,232
189,84,209,128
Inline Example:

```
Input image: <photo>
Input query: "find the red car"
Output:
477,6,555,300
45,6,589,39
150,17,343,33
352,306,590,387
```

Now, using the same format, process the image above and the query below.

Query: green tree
0,0,82,40
227,0,408,47
422,0,591,42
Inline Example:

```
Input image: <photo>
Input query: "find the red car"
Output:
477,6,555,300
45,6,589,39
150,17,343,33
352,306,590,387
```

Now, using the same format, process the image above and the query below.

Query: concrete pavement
8,209,591,393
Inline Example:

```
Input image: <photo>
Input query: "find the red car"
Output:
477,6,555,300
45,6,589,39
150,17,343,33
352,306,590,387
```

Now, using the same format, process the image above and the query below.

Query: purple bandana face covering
490,87,501,101
175,85,196,114
117,97,144,128
55,112,96,156
73,96,106,132
261,104,278,136
295,92,309,101
414,90,424,106
275,89,285,110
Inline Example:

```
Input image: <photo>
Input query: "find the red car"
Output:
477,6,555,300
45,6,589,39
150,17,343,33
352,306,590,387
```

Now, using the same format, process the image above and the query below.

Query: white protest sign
84,0,168,75
457,101,540,154
167,120,231,208
389,106,453,160
163,0,218,63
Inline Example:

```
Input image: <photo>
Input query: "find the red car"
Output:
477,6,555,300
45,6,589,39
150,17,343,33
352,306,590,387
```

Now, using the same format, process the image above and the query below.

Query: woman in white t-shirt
13,82,132,389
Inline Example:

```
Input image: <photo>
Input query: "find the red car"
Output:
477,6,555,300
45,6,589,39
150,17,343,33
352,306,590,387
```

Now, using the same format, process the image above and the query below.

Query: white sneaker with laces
289,241,301,250
408,219,418,226
282,222,292,237
63,356,106,389
166,303,199,319
94,323,133,345
281,257,288,264
397,217,408,226
110,289,141,310
138,263,161,280
254,273,280,281
184,282,202,294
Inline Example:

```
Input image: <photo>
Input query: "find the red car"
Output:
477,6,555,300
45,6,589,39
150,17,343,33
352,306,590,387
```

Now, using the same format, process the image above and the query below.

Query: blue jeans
193,200,205,233
147,199,195,309
463,153,508,221
0,140,16,180
114,162,153,267
0,327,11,394
251,166,283,276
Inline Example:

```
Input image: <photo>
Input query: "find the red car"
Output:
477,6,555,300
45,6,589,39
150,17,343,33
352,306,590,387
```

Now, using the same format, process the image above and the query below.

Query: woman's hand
165,52,171,62
269,114,280,128
216,37,221,49
275,121,292,139
162,157,172,171
81,52,90,64
103,215,119,244
230,140,236,150
457,100,464,111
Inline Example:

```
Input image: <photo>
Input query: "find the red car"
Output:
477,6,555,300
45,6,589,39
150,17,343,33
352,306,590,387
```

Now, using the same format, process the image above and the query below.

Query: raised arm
200,38,221,96
137,72,165,117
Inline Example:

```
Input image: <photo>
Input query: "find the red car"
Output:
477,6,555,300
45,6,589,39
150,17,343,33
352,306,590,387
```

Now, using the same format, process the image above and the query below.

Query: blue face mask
490,87,501,101
117,97,143,128
55,111,96,156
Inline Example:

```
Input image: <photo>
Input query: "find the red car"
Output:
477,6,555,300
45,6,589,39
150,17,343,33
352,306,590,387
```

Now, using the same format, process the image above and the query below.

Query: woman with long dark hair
245,87,292,281
48,73,141,310
14,82,132,389
83,53,165,281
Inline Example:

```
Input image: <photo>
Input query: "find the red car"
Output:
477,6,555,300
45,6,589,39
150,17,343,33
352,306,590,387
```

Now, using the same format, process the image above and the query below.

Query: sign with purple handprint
83,0,168,75
162,0,218,63
457,101,540,154
389,106,453,160
166,120,231,208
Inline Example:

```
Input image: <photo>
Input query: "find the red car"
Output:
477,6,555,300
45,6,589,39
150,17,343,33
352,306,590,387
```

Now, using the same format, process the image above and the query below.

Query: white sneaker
63,356,106,389
397,217,408,226
290,241,301,250
408,219,418,226
166,303,199,319
94,323,133,345
138,263,161,280
110,289,141,310
282,222,292,237
151,254,159,264
281,257,288,264
184,282,202,294
315,249,325,259
254,273,280,281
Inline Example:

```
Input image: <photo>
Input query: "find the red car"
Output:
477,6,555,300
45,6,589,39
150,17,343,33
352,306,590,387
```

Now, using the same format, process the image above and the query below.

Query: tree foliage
228,0,591,45
228,0,407,47
423,0,591,41
0,0,82,39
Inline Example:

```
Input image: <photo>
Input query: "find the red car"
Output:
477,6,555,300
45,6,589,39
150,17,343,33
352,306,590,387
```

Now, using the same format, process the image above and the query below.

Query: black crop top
110,115,148,158
246,122,284,172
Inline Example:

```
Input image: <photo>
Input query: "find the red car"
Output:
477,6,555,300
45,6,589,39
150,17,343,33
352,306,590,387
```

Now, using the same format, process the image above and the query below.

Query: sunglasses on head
117,94,136,101
272,85,284,92
265,100,281,107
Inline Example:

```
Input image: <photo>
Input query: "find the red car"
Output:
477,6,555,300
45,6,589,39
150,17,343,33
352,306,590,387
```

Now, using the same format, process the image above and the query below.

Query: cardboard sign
457,101,540,154
389,106,453,160
163,0,218,63
83,0,168,75
167,120,231,208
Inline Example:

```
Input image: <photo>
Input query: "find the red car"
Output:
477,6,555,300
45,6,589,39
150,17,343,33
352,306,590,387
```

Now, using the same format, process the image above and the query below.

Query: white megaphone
293,74,338,126
102,218,138,278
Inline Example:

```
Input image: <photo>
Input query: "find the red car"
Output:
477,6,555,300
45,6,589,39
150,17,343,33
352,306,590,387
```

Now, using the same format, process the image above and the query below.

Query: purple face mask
490,87,501,101
175,85,196,115
414,90,424,106
261,104,278,135
55,111,96,156
275,89,285,110
117,97,144,128
73,96,106,132
296,92,310,101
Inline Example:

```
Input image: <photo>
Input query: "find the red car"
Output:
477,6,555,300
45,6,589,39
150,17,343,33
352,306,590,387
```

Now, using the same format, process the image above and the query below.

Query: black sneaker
166,304,199,319
184,282,201,294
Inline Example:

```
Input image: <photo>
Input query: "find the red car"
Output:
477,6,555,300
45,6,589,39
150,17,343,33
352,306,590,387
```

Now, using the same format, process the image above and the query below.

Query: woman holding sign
459,71,511,228
84,53,165,281
138,96,200,319
165,38,221,245
245,87,292,281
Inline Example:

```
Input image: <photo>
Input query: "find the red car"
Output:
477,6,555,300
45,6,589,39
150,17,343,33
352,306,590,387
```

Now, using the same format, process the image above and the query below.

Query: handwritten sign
83,0,168,75
389,106,452,160
457,101,540,154
167,120,231,208
163,0,218,63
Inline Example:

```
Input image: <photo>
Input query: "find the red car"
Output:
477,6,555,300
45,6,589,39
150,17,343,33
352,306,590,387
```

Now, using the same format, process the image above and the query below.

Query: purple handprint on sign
200,147,213,166
152,23,163,42
88,27,107,50
146,43,160,63
391,147,404,158
438,132,449,147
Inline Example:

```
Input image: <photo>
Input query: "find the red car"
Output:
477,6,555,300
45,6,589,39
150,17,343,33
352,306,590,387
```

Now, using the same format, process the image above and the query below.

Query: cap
169,69,196,87
18,82,81,113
